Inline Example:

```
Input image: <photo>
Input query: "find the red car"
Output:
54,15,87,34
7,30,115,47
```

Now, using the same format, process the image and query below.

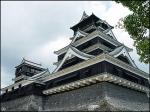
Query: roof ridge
22,58,42,66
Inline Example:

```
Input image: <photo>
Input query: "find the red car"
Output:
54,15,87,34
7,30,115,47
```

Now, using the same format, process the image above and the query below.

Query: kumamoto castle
1,12,150,111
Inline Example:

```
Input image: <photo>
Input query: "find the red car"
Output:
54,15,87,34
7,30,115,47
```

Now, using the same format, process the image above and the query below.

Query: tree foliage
115,0,150,64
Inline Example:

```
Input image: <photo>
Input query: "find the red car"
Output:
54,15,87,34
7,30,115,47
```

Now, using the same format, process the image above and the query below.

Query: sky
1,1,149,88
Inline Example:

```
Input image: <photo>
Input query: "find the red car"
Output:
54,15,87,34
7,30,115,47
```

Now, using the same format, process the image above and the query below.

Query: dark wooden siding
2,61,148,102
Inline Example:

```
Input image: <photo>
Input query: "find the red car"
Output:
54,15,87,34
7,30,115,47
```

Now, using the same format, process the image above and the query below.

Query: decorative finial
83,11,88,17
80,11,89,21
22,57,25,63
83,11,86,14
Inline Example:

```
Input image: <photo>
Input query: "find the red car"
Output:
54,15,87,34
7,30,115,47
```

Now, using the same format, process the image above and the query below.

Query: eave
15,63,46,70
43,53,149,83
53,45,95,73
53,43,112,66
109,45,137,68
54,30,132,55
70,13,113,31
70,14,99,30
2,53,149,93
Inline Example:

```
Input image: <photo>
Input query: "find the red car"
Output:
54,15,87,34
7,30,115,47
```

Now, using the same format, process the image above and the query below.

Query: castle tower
53,12,138,73
13,58,45,83
1,12,149,111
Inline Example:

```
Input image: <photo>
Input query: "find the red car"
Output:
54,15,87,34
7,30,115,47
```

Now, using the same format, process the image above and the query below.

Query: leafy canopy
115,0,150,64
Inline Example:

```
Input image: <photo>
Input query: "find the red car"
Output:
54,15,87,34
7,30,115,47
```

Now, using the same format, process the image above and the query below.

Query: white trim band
43,73,149,95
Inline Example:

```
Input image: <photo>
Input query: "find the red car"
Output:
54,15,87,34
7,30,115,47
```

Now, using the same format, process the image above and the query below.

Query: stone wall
43,82,106,111
1,82,149,111
1,95,43,111
104,82,149,111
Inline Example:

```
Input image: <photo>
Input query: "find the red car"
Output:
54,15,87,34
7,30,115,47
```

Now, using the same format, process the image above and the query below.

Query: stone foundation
1,82,149,111
1,95,43,111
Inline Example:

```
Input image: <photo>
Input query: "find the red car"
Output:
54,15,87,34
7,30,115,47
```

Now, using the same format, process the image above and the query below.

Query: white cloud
26,36,71,72
1,67,13,88
81,1,108,16
102,2,132,26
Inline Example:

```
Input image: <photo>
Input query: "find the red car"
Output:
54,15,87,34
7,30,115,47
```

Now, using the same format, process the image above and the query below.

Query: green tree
115,0,150,64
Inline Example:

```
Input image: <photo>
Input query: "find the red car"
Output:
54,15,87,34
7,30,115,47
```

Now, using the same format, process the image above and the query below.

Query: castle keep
1,12,149,111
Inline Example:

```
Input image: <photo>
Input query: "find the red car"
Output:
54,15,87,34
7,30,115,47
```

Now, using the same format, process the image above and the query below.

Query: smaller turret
13,58,45,83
